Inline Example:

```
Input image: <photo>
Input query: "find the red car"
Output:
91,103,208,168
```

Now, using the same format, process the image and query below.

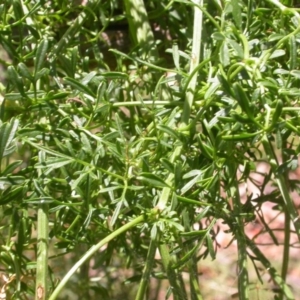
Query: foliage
0,0,300,299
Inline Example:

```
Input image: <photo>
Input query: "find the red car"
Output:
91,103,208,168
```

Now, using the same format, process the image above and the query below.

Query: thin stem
230,174,249,300
135,238,157,300
280,207,290,299
189,256,203,300
49,213,154,300
35,151,49,300
246,237,294,300
262,135,300,242
279,138,291,300
159,243,187,300
181,0,203,125
35,203,49,300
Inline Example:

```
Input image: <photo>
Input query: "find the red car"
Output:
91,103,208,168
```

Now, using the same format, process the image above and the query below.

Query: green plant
0,0,300,299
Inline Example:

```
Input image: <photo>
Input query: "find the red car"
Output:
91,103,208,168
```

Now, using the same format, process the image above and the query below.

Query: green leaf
195,206,211,222
13,0,24,20
0,186,24,205
205,79,220,99
181,171,202,194
27,25,40,39
289,36,297,70
172,42,180,70
34,68,50,81
231,0,242,29
218,73,234,96
96,81,107,106
172,242,200,269
80,132,92,153
35,157,74,170
157,124,182,141
165,219,184,232
233,83,253,119
220,42,230,66
271,99,283,128
7,66,25,96
0,176,25,190
222,131,261,140
270,49,285,59
197,134,213,159
71,46,78,77
227,39,243,58
81,71,97,85
0,37,19,61
1,160,23,176
18,63,33,81
64,77,96,97
114,113,125,141
290,70,300,79
35,39,49,74
180,230,207,237
211,32,225,41
160,158,174,174
0,119,19,160
23,139,73,160
45,91,69,101
101,72,128,80
206,235,216,260
137,173,170,188
279,88,300,96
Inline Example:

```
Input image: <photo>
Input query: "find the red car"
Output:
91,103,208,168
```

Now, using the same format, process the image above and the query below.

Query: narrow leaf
289,36,297,70
35,157,73,169
34,68,50,81
270,49,285,59
0,119,19,160
206,235,216,260
220,42,230,66
271,99,283,127
64,77,95,97
35,39,49,74
172,42,180,70
1,160,23,176
233,83,253,119
137,173,170,188
157,124,182,141
7,66,25,96
18,63,33,81
231,0,242,29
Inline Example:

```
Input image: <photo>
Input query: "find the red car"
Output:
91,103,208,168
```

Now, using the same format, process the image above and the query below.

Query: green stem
279,138,291,300
246,237,295,299
279,207,290,300
135,238,157,300
159,243,187,300
262,135,300,242
189,256,203,300
181,0,203,125
35,203,49,300
35,151,49,300
49,213,153,300
232,182,249,300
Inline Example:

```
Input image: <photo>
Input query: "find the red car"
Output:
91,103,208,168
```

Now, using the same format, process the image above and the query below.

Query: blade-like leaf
137,173,170,188
35,39,49,74
35,157,74,169
0,119,19,160
7,66,25,96
64,77,95,97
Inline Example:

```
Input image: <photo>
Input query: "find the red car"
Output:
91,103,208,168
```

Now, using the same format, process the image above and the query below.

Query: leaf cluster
1,0,300,299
